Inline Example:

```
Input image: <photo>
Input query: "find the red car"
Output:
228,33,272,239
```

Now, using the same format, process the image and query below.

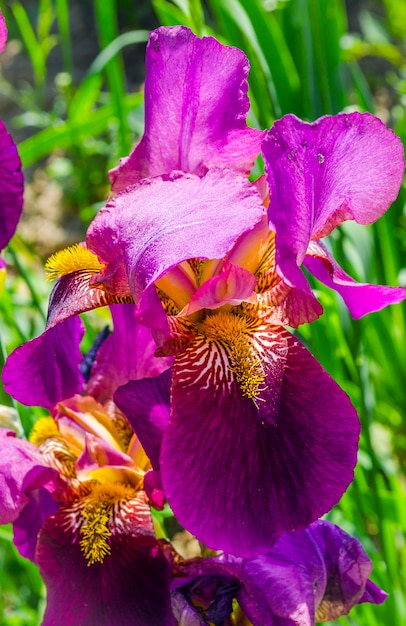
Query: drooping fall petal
171,521,385,625
3,317,85,408
159,328,359,557
304,241,406,318
243,520,387,625
109,26,265,192
37,500,176,626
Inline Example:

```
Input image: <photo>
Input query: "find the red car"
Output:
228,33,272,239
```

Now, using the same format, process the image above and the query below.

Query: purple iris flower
3,26,405,559
171,520,386,625
1,306,175,626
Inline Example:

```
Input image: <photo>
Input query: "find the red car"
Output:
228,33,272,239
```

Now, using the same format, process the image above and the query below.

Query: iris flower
0,10,24,270
2,306,384,626
1,306,175,626
4,27,405,558
171,520,386,625
0,372,385,626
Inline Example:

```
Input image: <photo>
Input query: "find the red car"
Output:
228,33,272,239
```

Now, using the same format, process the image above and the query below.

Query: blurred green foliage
0,0,405,624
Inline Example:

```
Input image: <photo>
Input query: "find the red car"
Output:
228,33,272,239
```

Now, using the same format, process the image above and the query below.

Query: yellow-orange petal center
29,416,60,447
200,311,266,402
80,483,136,565
45,244,105,282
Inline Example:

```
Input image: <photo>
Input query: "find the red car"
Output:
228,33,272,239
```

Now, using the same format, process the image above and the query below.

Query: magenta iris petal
0,120,24,251
87,169,265,315
3,317,85,408
85,304,172,403
171,555,272,625
13,487,58,562
360,580,388,605
0,429,55,525
160,330,359,557
263,112,405,297
243,520,386,624
109,26,265,192
37,506,176,626
171,521,384,625
114,369,171,469
304,242,406,317
0,10,7,52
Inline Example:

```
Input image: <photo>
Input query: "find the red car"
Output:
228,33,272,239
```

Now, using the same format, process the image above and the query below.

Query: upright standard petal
263,112,405,295
87,169,266,318
110,27,264,192
160,327,359,557
3,316,85,408
0,120,24,250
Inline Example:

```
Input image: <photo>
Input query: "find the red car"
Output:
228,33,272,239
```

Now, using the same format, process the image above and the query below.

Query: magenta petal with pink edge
0,10,7,52
3,317,85,408
263,112,405,290
160,329,359,557
0,120,24,250
109,26,265,192
304,241,406,318
185,262,257,315
37,505,176,626
75,433,135,474
114,369,171,469
85,304,172,403
87,170,265,311
0,429,55,525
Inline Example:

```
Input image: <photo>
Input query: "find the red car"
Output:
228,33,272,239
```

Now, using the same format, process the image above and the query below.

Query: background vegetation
0,0,405,624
